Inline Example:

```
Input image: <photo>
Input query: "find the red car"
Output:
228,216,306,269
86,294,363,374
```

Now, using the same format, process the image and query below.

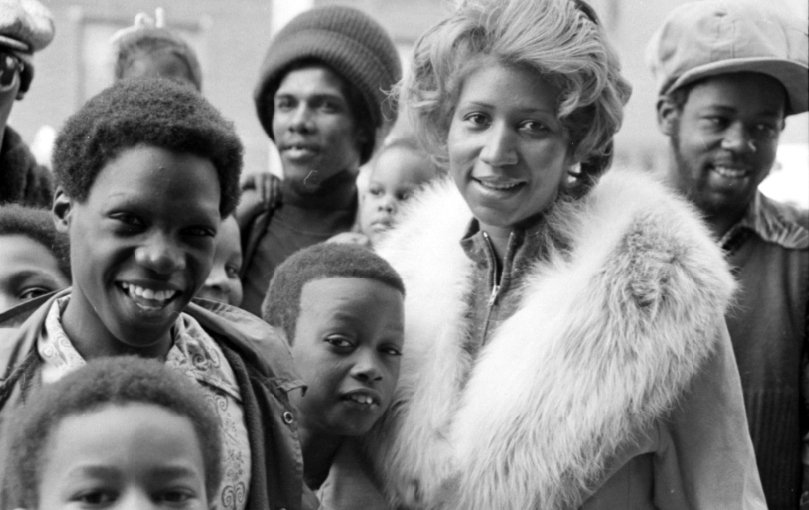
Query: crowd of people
0,0,806,508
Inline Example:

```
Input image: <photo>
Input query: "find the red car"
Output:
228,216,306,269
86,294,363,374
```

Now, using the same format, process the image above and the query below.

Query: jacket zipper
482,232,500,306
487,282,500,307
481,232,501,345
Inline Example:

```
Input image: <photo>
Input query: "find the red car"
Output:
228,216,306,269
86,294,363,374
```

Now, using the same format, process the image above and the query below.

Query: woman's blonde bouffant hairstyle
401,0,632,183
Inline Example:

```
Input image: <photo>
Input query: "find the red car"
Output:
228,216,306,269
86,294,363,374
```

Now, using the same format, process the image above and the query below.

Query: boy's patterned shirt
38,296,252,510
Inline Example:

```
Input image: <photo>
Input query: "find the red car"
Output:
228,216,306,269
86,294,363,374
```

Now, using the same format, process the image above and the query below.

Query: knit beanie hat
0,0,54,94
111,9,203,91
254,5,402,164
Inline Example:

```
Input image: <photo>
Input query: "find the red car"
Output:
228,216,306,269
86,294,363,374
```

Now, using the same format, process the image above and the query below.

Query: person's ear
563,140,586,172
656,97,680,137
52,187,74,234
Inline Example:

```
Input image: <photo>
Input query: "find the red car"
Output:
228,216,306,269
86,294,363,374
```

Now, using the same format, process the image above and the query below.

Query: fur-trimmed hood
369,168,736,509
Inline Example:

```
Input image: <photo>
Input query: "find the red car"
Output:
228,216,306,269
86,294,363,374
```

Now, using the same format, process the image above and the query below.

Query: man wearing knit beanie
239,5,401,316
0,0,54,209
647,1,808,507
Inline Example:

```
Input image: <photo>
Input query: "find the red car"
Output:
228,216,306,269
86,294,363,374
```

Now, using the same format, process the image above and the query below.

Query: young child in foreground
329,138,439,247
0,205,70,315
262,243,405,508
0,78,310,510
3,356,222,510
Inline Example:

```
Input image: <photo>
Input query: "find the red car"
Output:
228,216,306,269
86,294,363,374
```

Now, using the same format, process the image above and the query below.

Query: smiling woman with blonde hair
356,0,767,508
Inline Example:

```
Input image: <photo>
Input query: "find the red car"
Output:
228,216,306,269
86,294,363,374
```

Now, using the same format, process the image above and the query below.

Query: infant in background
2,356,222,510
330,138,440,247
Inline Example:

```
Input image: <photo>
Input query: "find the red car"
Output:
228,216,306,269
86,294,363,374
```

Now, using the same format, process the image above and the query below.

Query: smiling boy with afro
0,78,314,510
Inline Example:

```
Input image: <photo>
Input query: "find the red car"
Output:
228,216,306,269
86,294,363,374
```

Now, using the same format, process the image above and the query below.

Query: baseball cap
646,0,808,115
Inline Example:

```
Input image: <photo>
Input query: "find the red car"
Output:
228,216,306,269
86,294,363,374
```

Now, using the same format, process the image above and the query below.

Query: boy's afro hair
0,204,70,280
52,78,243,216
3,357,222,508
262,243,405,343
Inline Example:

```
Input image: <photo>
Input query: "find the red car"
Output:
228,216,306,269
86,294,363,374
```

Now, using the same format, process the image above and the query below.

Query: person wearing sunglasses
0,0,55,209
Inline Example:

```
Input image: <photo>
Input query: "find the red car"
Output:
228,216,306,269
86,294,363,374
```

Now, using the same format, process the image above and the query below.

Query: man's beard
669,122,738,220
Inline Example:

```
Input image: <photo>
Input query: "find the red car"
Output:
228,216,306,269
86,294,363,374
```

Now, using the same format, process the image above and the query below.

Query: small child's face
196,216,243,306
58,145,221,355
360,147,434,245
36,403,209,510
0,235,69,313
290,277,404,437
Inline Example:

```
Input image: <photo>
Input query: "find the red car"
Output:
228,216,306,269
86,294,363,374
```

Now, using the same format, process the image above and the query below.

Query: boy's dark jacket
0,289,317,510
0,126,53,208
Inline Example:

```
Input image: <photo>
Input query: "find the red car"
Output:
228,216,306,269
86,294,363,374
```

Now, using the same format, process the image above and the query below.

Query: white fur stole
370,169,735,510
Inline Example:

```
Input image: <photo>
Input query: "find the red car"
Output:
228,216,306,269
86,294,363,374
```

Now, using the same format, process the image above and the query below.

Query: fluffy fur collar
369,168,735,510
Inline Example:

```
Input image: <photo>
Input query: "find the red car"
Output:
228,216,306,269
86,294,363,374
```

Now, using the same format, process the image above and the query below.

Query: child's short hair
4,357,222,508
52,78,243,216
377,137,422,159
0,204,70,280
262,243,405,343
373,136,445,177
113,20,203,91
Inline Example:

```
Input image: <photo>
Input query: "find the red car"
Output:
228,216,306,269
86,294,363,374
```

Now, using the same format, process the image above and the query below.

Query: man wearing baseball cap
647,1,808,507
239,5,401,316
0,0,54,208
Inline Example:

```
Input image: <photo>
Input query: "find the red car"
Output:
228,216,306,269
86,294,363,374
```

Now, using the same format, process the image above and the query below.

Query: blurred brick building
11,0,808,199
11,0,449,176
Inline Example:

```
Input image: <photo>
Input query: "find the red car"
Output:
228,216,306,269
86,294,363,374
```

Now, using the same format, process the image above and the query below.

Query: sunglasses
0,52,24,90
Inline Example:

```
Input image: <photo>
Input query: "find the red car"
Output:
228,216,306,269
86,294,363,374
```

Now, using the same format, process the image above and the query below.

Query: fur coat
368,169,765,510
